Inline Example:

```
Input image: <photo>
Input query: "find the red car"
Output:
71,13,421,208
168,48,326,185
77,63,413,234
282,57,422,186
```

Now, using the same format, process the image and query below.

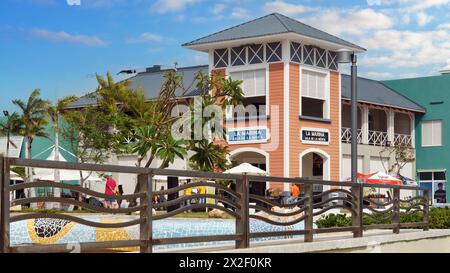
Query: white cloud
263,1,317,16
359,29,450,68
126,33,164,44
408,0,450,11
437,23,450,29
366,0,393,5
211,3,227,15
299,8,393,36
417,11,433,26
31,28,106,46
151,0,203,14
231,7,250,19
363,71,394,79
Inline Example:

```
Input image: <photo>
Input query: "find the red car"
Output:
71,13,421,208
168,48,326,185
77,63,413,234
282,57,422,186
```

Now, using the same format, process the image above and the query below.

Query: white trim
338,71,342,185
226,126,270,145
282,40,290,190
229,147,270,189
299,148,331,185
300,127,330,145
299,66,330,120
184,32,365,54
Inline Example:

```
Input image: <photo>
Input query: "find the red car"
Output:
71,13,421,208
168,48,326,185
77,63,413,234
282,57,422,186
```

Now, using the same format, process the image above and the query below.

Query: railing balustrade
341,128,412,147
341,127,362,144
0,156,429,253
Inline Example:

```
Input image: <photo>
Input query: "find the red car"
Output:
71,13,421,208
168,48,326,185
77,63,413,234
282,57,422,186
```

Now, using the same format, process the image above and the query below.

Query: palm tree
0,112,21,157
46,96,77,201
13,89,50,195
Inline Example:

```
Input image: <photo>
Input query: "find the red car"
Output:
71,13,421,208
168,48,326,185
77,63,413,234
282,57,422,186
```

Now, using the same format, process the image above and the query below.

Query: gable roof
183,13,365,52
341,74,425,113
68,65,209,108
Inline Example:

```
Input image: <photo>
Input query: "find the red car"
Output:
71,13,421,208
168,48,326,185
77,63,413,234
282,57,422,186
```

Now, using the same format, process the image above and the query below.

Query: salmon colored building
184,13,365,193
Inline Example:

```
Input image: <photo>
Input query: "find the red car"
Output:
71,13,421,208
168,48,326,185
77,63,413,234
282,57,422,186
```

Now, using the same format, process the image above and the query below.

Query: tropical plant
189,139,230,172
0,112,21,156
12,89,51,185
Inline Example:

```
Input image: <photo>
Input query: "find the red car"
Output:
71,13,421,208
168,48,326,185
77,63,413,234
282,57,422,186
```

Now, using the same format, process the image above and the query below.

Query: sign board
227,127,268,144
301,127,330,145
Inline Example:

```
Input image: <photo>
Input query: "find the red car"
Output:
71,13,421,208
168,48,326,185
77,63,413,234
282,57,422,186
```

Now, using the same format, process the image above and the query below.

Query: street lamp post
336,50,358,184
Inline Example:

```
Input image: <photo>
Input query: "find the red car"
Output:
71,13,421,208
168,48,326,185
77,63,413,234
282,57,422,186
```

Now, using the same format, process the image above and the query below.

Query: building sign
227,127,268,144
301,127,330,145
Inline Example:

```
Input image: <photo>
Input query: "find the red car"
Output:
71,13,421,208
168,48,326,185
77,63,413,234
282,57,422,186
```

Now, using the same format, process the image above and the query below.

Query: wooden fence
0,156,429,253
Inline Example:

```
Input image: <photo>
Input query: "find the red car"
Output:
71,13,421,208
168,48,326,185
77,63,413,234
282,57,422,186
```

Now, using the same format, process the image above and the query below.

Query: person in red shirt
104,172,119,209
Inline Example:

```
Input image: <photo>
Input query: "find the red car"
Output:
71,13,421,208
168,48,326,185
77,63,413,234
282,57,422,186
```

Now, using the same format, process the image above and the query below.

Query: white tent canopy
33,147,101,182
224,163,267,176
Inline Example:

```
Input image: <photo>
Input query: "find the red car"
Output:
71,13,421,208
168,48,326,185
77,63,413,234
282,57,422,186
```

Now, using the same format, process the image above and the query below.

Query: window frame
421,120,443,147
299,67,330,120
418,170,448,206
226,64,270,118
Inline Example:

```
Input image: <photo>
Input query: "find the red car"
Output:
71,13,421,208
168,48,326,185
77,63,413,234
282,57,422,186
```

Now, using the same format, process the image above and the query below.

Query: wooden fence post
1,157,10,253
304,183,314,242
235,175,249,249
393,187,400,234
139,173,153,253
423,188,430,231
351,184,363,238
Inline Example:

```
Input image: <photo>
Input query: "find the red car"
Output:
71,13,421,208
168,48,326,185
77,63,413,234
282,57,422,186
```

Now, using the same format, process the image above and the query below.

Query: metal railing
0,156,429,253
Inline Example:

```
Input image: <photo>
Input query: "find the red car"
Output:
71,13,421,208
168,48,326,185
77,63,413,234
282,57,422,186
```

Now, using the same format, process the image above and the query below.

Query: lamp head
336,49,354,64
3,110,9,117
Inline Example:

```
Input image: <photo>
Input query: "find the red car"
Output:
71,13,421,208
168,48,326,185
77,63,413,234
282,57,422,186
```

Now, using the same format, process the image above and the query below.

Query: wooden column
304,183,314,242
393,187,400,234
351,184,363,237
235,175,249,249
139,173,153,253
1,157,10,253
423,188,430,231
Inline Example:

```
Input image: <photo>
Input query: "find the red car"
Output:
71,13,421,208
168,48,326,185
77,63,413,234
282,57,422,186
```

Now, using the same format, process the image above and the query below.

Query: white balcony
341,127,362,144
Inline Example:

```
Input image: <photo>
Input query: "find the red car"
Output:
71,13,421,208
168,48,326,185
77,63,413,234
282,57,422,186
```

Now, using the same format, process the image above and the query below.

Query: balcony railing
368,130,388,146
341,127,362,144
342,128,412,147
394,133,413,146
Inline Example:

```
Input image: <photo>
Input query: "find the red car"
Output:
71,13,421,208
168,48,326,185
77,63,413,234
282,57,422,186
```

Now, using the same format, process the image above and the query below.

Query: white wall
341,155,364,180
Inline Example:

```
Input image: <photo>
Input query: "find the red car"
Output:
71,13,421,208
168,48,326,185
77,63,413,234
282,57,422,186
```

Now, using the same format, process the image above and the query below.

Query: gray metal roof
183,13,365,51
68,65,209,108
341,74,425,113
70,65,425,113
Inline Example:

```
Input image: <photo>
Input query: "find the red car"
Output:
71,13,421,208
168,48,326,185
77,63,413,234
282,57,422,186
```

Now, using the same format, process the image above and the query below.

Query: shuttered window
422,120,442,146
229,69,266,97
301,69,327,100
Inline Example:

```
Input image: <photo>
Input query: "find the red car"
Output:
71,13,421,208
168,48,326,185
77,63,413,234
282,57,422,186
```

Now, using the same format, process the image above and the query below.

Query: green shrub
315,207,450,229
315,213,352,228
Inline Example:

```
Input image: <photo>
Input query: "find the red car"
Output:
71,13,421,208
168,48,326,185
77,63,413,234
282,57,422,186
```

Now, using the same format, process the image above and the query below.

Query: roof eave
183,32,366,53
341,97,426,113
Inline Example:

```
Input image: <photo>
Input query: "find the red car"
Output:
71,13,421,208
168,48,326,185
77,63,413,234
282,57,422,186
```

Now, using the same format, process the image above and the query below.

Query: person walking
104,172,119,209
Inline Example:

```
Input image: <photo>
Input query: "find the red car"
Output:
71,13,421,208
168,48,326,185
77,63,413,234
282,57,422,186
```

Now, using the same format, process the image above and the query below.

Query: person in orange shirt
287,184,300,204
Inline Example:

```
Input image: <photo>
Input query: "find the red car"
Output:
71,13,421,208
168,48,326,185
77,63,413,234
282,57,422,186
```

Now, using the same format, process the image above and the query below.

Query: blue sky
1,0,450,112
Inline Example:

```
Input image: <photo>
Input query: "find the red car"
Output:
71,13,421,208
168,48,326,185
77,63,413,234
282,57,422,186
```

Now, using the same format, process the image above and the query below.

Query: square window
266,42,282,63
419,172,432,180
434,171,446,181
422,120,442,146
248,44,264,64
214,48,229,68
231,46,246,66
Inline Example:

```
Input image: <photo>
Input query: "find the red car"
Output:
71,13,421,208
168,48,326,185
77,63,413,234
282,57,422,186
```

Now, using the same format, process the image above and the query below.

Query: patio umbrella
395,174,418,186
365,171,402,186
224,163,267,176
345,172,368,183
